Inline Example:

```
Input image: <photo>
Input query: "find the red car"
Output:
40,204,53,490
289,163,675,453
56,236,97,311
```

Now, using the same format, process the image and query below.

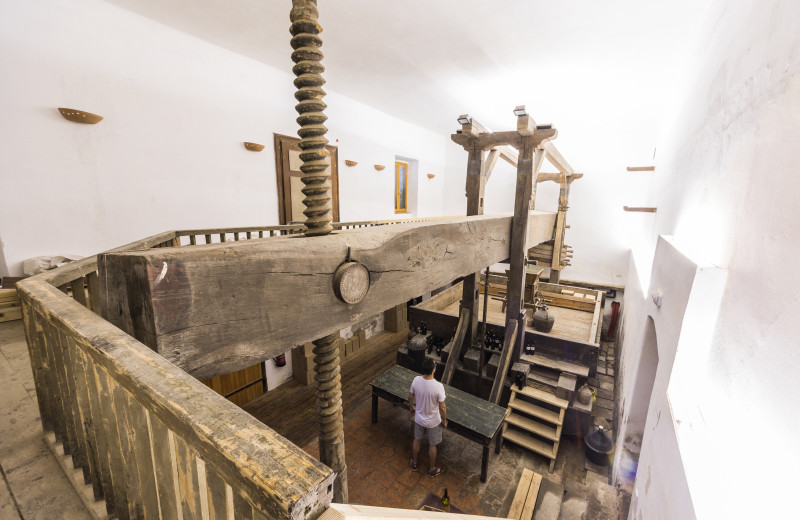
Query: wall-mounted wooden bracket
623,206,657,213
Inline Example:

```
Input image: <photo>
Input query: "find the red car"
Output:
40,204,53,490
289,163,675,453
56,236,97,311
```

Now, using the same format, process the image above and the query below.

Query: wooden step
503,428,556,459
515,385,569,409
506,412,559,441
508,398,562,425
520,353,589,378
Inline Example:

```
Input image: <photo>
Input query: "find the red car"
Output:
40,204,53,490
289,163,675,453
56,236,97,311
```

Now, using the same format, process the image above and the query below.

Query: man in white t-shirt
408,357,447,477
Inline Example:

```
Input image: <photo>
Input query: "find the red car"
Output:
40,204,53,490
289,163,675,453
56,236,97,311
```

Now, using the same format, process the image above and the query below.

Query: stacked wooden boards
0,288,21,323
507,468,543,520
202,361,265,406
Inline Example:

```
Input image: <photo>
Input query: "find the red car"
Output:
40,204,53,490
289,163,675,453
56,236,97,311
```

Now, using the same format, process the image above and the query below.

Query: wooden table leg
495,432,504,454
371,391,378,424
481,441,490,482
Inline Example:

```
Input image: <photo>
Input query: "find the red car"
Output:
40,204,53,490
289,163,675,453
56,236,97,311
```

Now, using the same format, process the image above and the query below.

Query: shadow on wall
0,236,9,278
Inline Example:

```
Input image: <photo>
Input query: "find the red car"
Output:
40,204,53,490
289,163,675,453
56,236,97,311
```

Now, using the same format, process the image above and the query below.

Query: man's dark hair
422,358,436,375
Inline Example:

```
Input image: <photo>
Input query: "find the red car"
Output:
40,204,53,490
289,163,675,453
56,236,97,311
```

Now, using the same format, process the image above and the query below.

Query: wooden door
274,134,340,225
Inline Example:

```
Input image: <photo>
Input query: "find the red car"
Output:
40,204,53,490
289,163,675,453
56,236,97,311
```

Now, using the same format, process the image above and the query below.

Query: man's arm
439,401,447,428
409,391,415,416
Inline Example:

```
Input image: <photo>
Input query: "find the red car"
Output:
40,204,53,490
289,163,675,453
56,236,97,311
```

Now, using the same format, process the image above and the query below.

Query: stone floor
301,390,625,519
0,321,90,519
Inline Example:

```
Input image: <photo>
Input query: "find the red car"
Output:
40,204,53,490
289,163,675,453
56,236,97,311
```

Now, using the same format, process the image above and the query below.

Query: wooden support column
505,146,546,359
461,147,486,351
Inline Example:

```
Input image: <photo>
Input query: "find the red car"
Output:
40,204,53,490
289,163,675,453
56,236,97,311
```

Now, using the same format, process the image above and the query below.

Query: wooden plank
507,468,533,520
589,299,602,344
110,378,145,517
508,396,562,425
174,434,204,519
74,347,116,515
489,320,518,404
521,472,542,520
45,323,75,456
86,272,102,315
505,413,559,441
61,333,101,499
441,308,470,386
539,291,595,312
99,214,557,380
623,206,657,213
0,307,22,322
516,384,570,409
126,395,161,517
93,364,132,519
234,491,256,520
206,469,230,520
71,277,88,307
522,353,590,378
147,413,182,519
502,428,555,459
626,166,655,172
20,302,52,431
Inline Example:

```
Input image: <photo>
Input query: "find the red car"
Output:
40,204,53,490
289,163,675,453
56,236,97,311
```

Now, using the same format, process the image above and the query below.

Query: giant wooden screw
290,0,348,503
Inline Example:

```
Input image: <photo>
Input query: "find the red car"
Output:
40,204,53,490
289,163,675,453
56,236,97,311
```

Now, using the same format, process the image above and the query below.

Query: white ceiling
105,0,711,162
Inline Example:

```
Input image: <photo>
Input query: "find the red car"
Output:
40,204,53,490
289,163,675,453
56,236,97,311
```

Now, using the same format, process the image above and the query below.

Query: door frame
273,133,340,225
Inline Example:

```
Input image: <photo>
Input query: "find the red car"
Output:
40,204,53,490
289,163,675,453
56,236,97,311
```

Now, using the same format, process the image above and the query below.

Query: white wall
617,0,800,518
0,0,448,276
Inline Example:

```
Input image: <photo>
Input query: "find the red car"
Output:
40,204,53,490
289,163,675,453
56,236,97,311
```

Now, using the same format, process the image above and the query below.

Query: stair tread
520,353,590,378
503,428,557,459
513,385,569,409
508,398,563,425
506,412,559,441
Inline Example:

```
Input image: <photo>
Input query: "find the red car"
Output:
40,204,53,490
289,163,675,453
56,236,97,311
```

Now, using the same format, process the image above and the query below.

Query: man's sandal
409,458,418,472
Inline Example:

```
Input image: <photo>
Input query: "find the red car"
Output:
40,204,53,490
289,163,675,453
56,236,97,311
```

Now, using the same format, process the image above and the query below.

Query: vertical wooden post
461,148,486,351
505,146,546,359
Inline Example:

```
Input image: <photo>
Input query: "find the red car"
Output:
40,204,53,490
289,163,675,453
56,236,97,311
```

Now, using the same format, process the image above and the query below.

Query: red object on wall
604,301,620,341
273,354,286,367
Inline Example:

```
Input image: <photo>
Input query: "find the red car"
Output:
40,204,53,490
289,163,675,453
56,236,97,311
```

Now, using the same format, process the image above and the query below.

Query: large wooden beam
99,214,556,380
451,128,557,152
541,140,574,175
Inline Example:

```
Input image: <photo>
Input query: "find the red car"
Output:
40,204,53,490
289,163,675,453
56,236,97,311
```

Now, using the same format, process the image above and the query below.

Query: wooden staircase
501,386,569,472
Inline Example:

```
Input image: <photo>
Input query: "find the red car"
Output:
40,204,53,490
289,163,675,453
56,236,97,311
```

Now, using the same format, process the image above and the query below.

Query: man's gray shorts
414,421,443,445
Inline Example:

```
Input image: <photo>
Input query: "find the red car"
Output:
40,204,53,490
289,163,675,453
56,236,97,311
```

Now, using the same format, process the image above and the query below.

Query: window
395,161,408,213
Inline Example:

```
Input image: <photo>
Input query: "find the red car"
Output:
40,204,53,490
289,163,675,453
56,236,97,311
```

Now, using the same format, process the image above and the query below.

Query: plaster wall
0,0,447,277
617,0,800,517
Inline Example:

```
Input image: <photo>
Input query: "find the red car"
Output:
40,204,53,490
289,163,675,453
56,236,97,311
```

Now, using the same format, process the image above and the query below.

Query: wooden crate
0,288,22,323
202,361,265,405
384,303,408,332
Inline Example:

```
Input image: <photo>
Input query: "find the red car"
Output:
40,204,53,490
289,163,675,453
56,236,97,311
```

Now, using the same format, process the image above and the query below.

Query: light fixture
374,164,385,171
58,108,103,124
243,142,264,151
457,114,470,125
344,160,358,167
513,105,527,117
427,173,436,179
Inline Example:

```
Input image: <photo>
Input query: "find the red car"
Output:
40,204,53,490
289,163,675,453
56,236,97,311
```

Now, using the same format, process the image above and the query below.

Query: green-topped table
370,364,506,482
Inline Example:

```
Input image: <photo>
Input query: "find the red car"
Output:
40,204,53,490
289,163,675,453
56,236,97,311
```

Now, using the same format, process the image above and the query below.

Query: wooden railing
17,217,449,519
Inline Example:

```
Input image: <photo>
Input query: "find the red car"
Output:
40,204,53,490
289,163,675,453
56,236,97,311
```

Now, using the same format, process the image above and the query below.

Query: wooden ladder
500,386,568,472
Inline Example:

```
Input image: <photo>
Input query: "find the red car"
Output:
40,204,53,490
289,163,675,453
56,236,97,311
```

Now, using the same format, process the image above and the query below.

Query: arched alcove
623,315,660,473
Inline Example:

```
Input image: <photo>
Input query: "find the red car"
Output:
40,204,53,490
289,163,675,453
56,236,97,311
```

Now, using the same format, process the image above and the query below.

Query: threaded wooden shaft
290,0,347,504
290,0,333,236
